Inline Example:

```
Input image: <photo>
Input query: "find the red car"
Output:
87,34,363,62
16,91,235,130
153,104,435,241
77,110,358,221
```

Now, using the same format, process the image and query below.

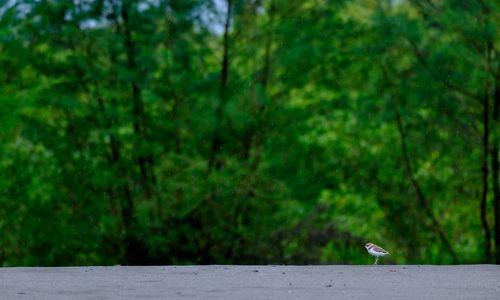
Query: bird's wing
373,245,389,254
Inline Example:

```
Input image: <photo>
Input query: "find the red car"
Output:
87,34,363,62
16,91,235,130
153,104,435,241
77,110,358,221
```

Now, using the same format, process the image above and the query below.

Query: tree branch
381,64,459,263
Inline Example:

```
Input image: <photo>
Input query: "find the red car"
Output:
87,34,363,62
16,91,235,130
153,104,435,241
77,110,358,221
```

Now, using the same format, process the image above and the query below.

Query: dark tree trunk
69,38,137,263
260,1,274,93
121,0,157,198
97,96,138,264
476,0,497,264
228,0,276,261
492,79,500,264
481,89,492,261
200,0,233,262
208,0,232,174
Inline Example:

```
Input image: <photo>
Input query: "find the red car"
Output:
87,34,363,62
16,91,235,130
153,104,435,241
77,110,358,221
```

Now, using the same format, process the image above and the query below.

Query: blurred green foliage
0,0,499,266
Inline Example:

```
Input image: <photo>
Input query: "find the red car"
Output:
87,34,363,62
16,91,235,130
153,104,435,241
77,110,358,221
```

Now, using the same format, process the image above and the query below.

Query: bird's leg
374,257,378,265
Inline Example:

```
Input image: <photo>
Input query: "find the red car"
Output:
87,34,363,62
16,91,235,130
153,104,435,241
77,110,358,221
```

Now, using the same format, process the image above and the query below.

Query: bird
365,242,390,265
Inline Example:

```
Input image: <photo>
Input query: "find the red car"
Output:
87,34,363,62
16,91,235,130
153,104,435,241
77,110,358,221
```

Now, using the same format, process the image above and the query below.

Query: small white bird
365,242,390,265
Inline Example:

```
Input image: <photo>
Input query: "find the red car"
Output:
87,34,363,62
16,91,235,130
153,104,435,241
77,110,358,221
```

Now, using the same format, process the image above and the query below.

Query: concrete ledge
0,265,499,299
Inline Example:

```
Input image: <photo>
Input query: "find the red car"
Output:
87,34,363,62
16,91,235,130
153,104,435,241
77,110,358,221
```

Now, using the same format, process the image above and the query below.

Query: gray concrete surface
0,265,499,299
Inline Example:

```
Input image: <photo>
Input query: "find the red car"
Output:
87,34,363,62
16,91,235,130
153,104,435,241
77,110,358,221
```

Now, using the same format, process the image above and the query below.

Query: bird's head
365,243,373,249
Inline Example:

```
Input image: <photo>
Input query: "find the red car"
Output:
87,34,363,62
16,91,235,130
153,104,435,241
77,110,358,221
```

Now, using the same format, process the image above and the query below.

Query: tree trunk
97,96,137,264
121,0,157,198
207,0,232,174
228,0,276,261
492,79,500,264
69,38,137,263
481,89,492,262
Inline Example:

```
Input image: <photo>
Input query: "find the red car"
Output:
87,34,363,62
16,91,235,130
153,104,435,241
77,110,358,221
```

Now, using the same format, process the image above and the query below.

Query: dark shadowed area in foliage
0,0,499,266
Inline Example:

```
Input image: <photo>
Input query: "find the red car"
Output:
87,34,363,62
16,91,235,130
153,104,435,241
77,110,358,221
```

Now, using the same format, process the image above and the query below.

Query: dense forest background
0,0,499,266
